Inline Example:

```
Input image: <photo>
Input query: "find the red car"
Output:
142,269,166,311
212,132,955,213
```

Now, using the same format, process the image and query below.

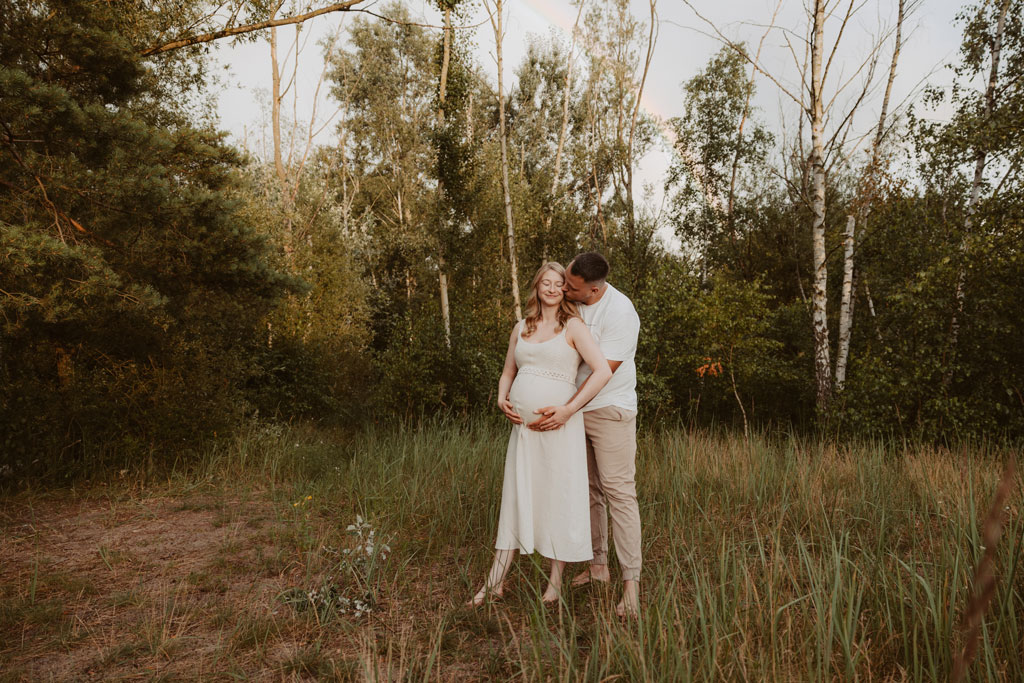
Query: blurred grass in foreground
2,418,1021,681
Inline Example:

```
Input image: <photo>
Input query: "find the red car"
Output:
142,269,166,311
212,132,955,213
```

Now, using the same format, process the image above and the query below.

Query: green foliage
5,0,1023,477
835,185,1024,437
243,161,372,420
829,0,1024,438
0,0,292,470
279,0,1022,440
667,45,774,272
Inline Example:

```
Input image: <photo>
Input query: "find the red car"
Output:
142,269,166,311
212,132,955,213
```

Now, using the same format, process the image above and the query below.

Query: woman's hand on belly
526,404,575,432
498,395,523,424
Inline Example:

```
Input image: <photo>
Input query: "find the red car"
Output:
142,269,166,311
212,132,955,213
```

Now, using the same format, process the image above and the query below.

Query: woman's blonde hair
522,262,581,338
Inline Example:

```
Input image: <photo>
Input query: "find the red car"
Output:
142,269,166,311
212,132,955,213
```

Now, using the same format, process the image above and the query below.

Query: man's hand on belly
527,405,573,431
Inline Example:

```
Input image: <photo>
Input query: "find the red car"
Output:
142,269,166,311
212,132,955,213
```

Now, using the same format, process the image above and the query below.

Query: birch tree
436,5,453,345
684,0,902,411
622,0,658,286
264,8,348,350
835,0,910,391
806,0,832,409
326,6,436,310
667,46,773,276
484,0,523,319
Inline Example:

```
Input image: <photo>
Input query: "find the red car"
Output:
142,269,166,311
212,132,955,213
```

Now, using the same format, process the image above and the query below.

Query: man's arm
554,358,623,410
529,341,626,426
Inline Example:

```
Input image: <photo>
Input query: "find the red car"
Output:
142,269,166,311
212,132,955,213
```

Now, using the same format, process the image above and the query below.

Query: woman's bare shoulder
565,316,588,333
564,316,590,343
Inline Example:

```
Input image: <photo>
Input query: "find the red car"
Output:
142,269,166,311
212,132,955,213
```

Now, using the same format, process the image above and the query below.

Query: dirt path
0,492,329,680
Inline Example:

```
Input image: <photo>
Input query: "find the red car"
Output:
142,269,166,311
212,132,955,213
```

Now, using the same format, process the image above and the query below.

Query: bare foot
541,585,560,603
467,585,503,607
614,580,640,618
570,564,611,587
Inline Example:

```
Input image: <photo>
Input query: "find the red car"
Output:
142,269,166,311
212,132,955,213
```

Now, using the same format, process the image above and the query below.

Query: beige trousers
583,405,641,581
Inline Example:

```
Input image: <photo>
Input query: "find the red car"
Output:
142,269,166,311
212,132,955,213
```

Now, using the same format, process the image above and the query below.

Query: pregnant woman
469,262,612,606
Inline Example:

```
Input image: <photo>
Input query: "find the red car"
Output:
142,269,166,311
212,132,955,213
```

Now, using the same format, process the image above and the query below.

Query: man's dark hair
569,252,610,284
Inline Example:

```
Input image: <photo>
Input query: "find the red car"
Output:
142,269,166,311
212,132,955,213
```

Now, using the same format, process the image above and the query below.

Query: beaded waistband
518,366,576,385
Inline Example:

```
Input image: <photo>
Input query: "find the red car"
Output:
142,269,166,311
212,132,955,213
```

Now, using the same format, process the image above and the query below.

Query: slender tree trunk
438,264,450,342
488,0,522,319
835,0,905,390
624,0,657,288
541,2,585,260
270,20,294,263
947,0,1010,386
835,215,855,389
861,276,885,344
269,18,283,181
809,0,831,410
728,345,749,440
870,0,904,175
590,155,608,246
437,7,452,347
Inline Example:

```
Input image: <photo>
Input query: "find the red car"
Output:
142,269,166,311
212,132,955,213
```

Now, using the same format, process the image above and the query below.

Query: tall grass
186,418,1023,680
6,418,1021,680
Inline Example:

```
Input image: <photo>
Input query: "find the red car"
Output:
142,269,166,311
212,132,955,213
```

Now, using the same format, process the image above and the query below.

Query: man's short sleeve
599,300,640,362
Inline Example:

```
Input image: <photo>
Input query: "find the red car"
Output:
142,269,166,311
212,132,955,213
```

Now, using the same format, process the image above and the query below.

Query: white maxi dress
494,324,593,562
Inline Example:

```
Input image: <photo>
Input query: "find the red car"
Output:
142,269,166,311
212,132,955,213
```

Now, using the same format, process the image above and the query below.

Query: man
529,252,642,617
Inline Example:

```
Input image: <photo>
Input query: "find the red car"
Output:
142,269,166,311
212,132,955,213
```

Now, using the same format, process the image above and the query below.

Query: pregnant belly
509,373,576,421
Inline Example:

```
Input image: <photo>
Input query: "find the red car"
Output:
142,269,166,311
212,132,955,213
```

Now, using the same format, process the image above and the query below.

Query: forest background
2,0,1023,479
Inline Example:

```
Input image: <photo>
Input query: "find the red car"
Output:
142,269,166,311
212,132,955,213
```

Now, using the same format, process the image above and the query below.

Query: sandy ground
0,492,322,680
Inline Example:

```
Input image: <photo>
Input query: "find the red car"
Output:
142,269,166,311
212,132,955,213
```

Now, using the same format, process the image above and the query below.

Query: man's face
563,268,596,304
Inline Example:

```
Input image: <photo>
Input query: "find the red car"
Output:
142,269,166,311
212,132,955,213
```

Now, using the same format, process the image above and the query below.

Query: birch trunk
836,0,906,389
438,263,450,343
947,0,1011,385
437,7,452,347
488,0,522,319
809,0,831,410
835,215,855,389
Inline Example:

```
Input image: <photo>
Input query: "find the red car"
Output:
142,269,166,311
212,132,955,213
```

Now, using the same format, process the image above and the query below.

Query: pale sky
208,0,968,246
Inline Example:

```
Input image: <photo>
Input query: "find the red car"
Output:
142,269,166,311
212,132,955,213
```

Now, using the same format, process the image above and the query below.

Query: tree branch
678,2,803,106
141,1,366,56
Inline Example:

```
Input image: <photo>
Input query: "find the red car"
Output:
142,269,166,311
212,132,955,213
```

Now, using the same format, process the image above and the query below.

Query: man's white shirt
575,283,640,412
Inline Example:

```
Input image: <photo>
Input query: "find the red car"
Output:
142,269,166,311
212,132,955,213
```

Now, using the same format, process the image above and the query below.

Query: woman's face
537,269,565,306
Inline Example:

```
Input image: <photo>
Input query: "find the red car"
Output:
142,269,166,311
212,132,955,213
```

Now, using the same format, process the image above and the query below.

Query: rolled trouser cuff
621,566,641,582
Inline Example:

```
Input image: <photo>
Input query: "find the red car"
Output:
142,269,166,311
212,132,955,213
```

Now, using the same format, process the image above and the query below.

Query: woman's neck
539,302,559,324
